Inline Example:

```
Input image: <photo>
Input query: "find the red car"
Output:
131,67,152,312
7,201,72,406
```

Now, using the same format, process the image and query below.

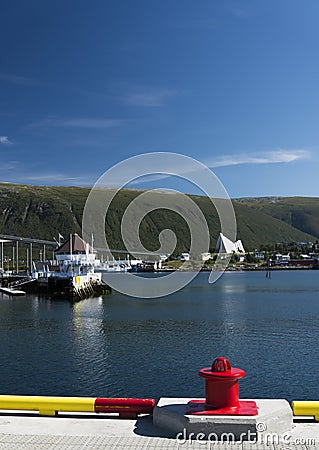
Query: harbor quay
0,233,165,300
0,405,319,449
0,358,319,449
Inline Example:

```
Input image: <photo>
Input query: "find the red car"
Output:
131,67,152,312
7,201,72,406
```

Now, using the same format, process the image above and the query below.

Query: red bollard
200,357,245,409
187,357,258,416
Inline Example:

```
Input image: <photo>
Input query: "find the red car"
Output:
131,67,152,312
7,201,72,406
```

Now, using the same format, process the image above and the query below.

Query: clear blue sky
0,0,318,198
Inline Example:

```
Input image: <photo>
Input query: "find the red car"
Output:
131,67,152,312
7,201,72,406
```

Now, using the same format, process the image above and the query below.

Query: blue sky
0,0,318,198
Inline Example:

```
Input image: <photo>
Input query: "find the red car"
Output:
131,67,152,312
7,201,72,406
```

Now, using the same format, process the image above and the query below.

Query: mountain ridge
0,183,317,252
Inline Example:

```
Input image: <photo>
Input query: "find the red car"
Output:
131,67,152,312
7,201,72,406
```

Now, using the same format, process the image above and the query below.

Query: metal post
30,243,33,272
26,246,29,274
16,241,19,274
0,241,3,270
12,245,15,273
43,244,46,262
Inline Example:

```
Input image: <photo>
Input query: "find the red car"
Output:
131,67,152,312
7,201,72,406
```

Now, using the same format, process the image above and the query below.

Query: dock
0,408,318,449
0,234,112,301
0,286,25,296
0,360,318,448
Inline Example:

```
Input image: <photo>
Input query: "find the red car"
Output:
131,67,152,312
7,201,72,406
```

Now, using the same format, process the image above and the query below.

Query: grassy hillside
0,183,316,253
235,197,319,241
0,183,88,239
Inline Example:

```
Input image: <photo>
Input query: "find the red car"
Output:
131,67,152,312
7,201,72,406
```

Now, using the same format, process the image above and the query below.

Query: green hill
235,197,319,242
0,183,316,253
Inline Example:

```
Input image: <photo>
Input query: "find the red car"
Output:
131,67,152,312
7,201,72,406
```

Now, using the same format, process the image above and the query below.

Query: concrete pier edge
0,403,318,449
153,398,294,440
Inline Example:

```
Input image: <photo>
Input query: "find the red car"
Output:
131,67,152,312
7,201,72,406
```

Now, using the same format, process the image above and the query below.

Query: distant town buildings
200,252,211,261
176,233,246,262
275,254,290,262
178,252,190,261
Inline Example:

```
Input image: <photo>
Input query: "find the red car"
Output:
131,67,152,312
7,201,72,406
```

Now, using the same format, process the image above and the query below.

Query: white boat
94,259,132,273
0,287,26,296
31,234,109,299
32,234,102,283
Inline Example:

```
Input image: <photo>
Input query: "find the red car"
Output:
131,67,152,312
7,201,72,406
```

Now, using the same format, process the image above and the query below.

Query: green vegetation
234,196,319,239
0,183,317,254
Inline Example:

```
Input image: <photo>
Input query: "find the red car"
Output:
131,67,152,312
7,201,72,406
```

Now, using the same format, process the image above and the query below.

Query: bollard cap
199,356,246,380
211,357,231,372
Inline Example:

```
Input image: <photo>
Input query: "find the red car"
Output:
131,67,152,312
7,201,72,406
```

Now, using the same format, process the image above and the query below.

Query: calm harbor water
0,270,318,402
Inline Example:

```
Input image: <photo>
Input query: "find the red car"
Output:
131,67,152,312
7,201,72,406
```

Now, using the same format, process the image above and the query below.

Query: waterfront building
178,253,190,261
200,252,211,261
215,233,246,255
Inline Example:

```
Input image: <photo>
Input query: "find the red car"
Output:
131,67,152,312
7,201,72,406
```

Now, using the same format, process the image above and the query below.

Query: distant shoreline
158,266,319,273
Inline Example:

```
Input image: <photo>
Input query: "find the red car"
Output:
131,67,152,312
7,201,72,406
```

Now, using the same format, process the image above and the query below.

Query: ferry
31,234,109,299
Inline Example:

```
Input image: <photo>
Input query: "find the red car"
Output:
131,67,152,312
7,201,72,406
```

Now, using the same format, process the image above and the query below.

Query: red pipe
94,397,156,419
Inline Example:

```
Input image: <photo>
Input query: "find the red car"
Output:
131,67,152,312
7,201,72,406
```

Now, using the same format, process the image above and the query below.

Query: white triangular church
215,233,245,254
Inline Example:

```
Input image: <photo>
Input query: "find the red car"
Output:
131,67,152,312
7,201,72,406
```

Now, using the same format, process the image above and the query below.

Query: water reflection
0,270,319,401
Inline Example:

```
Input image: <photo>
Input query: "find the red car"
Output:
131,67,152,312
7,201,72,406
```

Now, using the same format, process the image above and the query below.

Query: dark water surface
0,270,318,402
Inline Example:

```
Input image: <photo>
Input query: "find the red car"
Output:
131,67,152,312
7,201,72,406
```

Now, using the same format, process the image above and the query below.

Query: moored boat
31,234,110,300
0,286,26,296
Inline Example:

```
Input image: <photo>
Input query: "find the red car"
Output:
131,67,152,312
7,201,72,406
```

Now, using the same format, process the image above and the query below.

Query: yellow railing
292,401,319,421
0,395,95,416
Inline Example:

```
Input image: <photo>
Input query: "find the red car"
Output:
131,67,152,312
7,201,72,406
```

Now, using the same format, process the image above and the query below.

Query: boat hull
0,287,26,296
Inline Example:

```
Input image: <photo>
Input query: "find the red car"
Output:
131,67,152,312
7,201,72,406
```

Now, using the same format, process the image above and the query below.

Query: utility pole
12,245,15,273
16,241,19,274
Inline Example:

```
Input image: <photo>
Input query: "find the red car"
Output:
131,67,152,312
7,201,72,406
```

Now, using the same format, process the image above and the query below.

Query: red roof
56,234,95,254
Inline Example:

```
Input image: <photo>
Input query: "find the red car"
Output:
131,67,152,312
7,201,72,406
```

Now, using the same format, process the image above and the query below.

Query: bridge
0,234,57,246
0,234,57,274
